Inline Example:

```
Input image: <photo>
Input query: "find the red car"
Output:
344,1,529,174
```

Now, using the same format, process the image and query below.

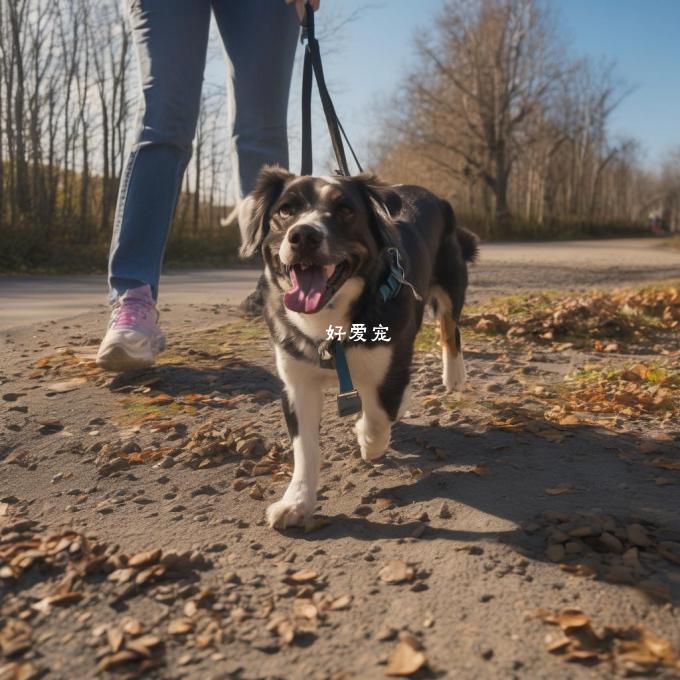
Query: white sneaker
96,284,166,372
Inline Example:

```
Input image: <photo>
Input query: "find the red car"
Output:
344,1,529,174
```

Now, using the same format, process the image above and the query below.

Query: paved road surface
1,238,678,331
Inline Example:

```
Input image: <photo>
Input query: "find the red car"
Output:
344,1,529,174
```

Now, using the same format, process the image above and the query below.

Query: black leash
298,5,420,418
300,4,363,177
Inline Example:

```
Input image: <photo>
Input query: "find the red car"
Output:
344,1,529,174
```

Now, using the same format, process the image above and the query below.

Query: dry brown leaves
536,511,679,600
1,522,213,676
559,363,679,419
95,620,163,673
534,608,680,674
96,416,288,487
0,522,204,603
0,525,107,583
464,285,680,351
0,661,40,680
31,347,106,386
0,619,33,660
489,405,571,443
261,570,352,647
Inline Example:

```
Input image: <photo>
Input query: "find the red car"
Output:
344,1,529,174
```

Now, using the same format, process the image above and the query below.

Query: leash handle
299,1,313,41
300,4,363,177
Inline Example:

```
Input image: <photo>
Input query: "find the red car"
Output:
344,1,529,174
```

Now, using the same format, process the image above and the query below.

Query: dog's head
239,166,395,314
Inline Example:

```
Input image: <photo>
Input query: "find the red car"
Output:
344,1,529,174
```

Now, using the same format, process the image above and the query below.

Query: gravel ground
1,247,679,679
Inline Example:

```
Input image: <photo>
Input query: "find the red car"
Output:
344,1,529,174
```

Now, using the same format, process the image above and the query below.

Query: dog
238,167,478,529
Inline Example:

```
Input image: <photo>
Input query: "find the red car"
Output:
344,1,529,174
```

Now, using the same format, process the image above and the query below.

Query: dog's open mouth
283,261,351,314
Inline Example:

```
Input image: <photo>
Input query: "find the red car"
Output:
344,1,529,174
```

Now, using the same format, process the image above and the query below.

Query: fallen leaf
385,640,427,677
274,618,296,645
535,608,680,673
96,650,138,672
293,600,317,620
556,610,590,630
329,595,352,611
121,619,143,636
127,549,162,568
288,570,318,584
107,628,124,654
168,619,193,635
559,563,597,577
545,483,574,496
558,415,580,426
546,635,571,653
379,561,415,584
147,394,174,405
48,592,82,606
46,378,87,394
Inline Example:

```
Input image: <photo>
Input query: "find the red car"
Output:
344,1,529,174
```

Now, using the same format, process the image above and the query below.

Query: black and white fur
239,167,478,529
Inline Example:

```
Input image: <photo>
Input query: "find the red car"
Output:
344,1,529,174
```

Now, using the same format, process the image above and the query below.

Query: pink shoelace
111,294,155,329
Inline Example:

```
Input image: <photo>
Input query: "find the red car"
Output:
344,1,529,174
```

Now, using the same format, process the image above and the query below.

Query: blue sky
207,0,680,174
301,0,680,171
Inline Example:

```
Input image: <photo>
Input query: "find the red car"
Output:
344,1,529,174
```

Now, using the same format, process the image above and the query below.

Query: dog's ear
239,165,294,258
352,173,400,246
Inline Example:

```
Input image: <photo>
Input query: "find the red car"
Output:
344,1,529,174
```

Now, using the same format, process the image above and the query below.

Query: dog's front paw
266,499,312,529
266,484,315,529
355,417,390,462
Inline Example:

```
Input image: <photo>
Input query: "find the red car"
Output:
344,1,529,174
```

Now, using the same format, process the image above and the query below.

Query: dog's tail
440,199,479,263
457,228,479,263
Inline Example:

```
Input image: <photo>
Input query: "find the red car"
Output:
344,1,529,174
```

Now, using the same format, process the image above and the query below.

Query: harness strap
333,342,362,416
317,339,361,417
378,247,423,303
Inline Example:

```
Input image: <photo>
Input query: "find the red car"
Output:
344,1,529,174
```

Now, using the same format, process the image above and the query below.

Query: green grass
120,395,182,418
414,323,438,352
566,362,679,387
658,235,680,252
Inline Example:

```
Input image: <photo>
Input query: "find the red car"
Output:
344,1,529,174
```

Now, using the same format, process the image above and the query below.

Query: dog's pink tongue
284,267,325,314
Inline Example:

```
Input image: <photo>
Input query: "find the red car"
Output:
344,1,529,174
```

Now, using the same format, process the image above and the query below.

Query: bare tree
373,0,655,238
0,0,235,270
400,0,565,224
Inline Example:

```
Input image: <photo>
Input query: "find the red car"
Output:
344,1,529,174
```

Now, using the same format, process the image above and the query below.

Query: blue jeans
109,0,300,301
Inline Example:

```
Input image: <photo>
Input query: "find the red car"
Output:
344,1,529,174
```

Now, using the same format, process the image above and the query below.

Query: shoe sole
96,345,156,372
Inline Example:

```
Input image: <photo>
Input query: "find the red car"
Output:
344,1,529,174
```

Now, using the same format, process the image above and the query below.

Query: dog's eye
336,203,354,220
277,203,295,219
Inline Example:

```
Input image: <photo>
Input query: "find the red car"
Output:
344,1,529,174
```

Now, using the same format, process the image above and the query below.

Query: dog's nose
288,224,322,253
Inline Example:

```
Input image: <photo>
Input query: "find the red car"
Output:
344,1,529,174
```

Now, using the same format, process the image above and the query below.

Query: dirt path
1,237,679,331
1,272,679,678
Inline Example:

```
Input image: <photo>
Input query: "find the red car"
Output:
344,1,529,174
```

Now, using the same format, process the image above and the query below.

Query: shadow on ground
107,359,281,404
281,418,680,604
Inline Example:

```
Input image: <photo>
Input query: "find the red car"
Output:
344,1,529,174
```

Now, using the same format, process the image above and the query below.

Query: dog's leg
267,349,322,529
397,381,413,420
431,284,466,392
440,314,466,392
351,346,412,462
355,387,392,462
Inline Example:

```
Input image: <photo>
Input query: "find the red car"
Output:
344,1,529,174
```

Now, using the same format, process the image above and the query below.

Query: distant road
0,238,678,331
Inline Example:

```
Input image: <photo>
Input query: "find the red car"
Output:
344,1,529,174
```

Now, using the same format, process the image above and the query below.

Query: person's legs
98,0,211,371
213,0,300,199
108,0,212,301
